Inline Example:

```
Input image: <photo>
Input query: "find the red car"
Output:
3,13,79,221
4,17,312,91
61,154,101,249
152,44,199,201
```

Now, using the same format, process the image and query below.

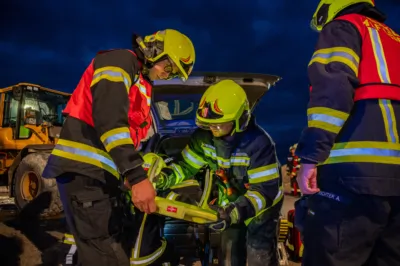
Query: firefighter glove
208,203,240,232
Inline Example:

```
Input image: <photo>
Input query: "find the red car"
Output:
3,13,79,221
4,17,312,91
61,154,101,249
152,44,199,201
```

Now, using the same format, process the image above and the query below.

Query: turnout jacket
162,118,284,221
296,7,400,196
43,49,153,186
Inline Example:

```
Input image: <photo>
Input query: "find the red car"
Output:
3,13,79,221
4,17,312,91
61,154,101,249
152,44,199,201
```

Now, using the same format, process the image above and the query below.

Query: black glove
208,203,240,232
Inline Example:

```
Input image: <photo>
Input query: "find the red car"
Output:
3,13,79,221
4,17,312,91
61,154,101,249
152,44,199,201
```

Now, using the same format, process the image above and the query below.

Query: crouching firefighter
42,29,195,266
295,1,400,266
153,80,284,266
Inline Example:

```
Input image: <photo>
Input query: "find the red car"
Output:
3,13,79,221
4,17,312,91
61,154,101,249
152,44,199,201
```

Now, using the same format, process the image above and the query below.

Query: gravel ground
0,167,301,266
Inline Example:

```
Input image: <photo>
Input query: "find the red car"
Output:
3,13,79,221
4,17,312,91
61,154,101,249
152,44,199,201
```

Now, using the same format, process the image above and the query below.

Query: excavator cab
0,83,70,216
8,83,68,141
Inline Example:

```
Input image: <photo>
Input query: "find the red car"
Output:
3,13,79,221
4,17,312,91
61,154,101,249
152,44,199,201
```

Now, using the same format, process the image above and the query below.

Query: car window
155,99,199,121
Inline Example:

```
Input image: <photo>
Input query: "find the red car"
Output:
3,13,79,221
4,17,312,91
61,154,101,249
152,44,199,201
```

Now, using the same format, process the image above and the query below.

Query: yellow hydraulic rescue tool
143,153,218,224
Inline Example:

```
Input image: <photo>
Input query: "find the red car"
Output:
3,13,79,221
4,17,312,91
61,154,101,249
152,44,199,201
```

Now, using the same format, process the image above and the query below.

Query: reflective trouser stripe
65,244,77,265
131,213,167,265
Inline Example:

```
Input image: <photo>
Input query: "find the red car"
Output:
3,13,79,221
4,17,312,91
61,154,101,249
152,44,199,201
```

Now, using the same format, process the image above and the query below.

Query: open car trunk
147,73,282,264
151,72,281,138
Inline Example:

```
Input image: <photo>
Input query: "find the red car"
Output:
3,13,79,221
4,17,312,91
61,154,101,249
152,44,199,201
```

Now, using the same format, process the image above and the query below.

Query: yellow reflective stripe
170,163,186,184
181,146,206,169
307,107,349,134
201,144,236,168
321,141,400,165
379,99,399,143
244,191,266,215
247,163,280,184
132,214,147,259
63,234,75,245
368,27,392,83
231,156,250,166
52,139,120,179
308,47,360,75
245,186,284,226
100,127,134,152
170,179,200,190
136,82,151,106
166,191,179,200
199,171,214,209
299,243,304,257
91,66,132,92
131,239,167,265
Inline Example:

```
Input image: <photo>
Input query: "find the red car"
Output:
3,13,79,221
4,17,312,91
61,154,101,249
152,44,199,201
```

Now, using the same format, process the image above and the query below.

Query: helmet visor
195,119,234,137
160,56,193,81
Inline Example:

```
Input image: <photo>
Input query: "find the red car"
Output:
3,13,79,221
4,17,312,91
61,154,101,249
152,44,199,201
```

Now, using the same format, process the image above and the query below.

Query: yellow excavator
0,82,70,217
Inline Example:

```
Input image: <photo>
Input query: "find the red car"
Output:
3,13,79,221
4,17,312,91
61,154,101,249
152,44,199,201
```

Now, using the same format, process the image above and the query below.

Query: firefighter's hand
131,179,157,214
296,163,319,195
208,204,239,232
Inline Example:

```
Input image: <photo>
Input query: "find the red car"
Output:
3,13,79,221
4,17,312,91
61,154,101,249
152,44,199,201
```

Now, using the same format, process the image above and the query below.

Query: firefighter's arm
235,135,283,221
158,129,209,189
91,49,147,186
295,20,362,163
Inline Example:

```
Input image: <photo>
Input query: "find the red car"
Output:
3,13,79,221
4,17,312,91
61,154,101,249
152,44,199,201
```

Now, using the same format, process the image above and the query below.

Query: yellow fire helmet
137,29,195,81
311,0,375,32
196,79,251,135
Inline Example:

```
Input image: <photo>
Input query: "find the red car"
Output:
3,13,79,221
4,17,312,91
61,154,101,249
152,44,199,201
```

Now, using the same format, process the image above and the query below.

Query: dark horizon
1,0,399,162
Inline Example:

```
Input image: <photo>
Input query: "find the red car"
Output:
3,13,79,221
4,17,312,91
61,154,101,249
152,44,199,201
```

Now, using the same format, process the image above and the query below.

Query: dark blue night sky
1,0,400,161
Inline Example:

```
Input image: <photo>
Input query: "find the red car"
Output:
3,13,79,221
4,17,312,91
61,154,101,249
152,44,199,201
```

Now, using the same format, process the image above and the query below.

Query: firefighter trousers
220,198,283,266
302,183,400,266
57,174,131,266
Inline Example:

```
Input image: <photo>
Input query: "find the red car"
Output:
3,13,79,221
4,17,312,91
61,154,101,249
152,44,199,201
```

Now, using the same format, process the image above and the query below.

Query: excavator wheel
13,152,63,217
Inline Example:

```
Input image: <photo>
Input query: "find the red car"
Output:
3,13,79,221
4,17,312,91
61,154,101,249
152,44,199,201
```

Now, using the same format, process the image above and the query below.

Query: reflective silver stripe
230,158,250,164
65,245,77,265
329,147,400,157
203,149,217,158
182,148,205,167
248,167,278,180
137,83,151,105
54,145,117,171
171,163,185,183
167,192,178,200
311,51,359,68
308,114,346,127
203,144,215,150
246,191,263,210
93,70,131,88
130,240,167,265
102,132,131,146
217,159,230,167
232,152,247,156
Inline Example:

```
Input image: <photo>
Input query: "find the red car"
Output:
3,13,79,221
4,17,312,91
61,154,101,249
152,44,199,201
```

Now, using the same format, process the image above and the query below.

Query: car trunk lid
152,72,281,136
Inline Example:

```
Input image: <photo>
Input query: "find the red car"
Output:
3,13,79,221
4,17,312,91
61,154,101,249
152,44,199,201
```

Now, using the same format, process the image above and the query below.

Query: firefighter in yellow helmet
42,29,195,265
295,0,400,266
154,79,284,265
